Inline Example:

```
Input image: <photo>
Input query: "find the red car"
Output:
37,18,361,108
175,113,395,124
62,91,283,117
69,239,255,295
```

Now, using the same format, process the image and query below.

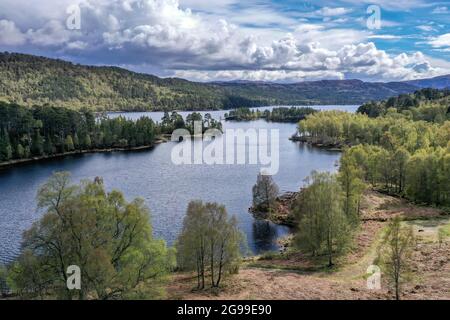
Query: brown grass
168,191,450,300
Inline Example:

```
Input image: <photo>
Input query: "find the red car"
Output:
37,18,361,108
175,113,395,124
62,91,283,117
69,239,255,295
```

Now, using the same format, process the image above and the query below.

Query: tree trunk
395,282,400,300
327,232,333,267
200,238,205,289
215,242,225,288
196,254,201,289
210,241,215,287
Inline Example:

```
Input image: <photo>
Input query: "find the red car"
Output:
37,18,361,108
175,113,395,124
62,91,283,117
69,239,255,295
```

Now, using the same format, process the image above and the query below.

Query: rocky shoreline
289,135,344,151
249,191,299,227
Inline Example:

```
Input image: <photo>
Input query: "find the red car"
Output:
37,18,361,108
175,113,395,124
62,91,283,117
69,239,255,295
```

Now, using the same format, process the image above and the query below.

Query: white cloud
0,20,26,46
429,33,450,49
340,0,429,11
176,42,444,82
314,7,352,17
26,20,73,46
174,69,345,82
368,35,402,40
0,0,447,82
179,0,238,12
416,25,435,32
214,4,299,28
66,40,88,50
432,6,448,14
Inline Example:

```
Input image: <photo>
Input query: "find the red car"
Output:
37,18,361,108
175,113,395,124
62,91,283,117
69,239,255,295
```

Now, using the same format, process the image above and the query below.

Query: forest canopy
357,88,450,120
298,92,450,207
0,52,425,111
0,102,222,163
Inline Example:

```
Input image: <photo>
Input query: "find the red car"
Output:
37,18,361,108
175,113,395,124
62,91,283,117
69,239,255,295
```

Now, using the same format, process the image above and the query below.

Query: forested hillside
298,89,450,207
0,52,433,111
0,52,250,111
357,88,450,119
404,74,450,89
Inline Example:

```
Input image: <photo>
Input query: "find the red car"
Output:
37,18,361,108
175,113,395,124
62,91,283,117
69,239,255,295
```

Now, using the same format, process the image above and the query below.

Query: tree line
358,87,450,120
160,111,222,135
0,102,224,163
0,102,158,162
0,52,258,111
2,52,423,112
297,103,449,206
225,107,317,122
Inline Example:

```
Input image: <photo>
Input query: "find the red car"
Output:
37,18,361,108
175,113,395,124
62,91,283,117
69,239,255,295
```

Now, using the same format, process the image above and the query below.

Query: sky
0,0,449,83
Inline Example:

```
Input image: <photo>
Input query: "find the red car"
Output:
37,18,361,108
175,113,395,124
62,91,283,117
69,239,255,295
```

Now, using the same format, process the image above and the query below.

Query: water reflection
252,220,290,253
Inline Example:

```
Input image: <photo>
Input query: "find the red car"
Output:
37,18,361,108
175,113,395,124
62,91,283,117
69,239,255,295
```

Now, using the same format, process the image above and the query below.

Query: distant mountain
214,79,420,106
404,75,450,90
0,52,446,111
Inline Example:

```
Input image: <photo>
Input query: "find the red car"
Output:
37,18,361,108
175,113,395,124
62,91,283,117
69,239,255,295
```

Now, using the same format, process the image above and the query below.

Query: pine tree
65,135,75,152
24,145,31,158
31,130,44,156
252,173,279,212
44,135,54,155
16,143,25,159
83,134,92,150
0,129,12,161
73,133,80,150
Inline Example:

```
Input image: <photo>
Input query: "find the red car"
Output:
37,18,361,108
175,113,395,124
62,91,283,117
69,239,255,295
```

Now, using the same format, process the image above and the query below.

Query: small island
0,103,222,167
225,106,317,122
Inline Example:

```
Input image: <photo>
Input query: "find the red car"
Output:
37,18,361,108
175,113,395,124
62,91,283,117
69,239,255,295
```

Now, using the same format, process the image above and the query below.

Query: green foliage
15,143,24,158
161,111,222,135
83,134,92,149
294,171,353,267
176,201,245,289
338,150,366,223
298,109,449,150
64,135,75,152
405,147,449,206
358,88,450,122
7,172,174,299
0,129,12,161
226,107,317,122
376,217,415,300
225,107,261,121
0,101,159,163
0,52,423,111
252,173,279,212
298,107,450,206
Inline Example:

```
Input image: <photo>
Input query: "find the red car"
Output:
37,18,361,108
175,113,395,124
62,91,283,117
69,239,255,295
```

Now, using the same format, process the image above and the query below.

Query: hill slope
357,87,450,118
0,52,444,111
404,75,450,89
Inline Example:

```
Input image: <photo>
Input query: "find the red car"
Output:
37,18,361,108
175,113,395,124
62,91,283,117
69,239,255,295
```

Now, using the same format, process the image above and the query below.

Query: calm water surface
0,106,357,263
